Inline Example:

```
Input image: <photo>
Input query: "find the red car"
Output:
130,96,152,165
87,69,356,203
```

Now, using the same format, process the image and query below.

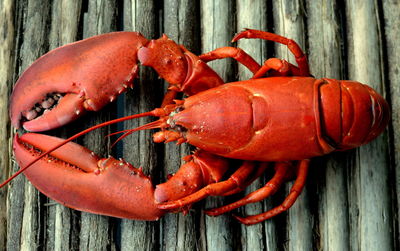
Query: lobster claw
10,32,225,132
13,133,165,220
13,133,231,220
10,32,148,132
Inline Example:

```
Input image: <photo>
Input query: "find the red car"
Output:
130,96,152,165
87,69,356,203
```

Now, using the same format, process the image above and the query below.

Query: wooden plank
7,1,52,250
306,1,350,250
45,1,82,250
0,0,15,250
2,1,399,250
382,0,400,249
77,1,119,250
272,1,314,250
345,0,393,250
200,0,236,250
162,1,200,250
236,1,269,250
121,1,160,250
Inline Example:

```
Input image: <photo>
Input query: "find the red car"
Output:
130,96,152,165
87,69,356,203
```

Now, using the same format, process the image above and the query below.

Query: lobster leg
233,159,310,225
251,58,295,79
157,161,266,210
154,150,231,204
205,162,291,216
220,162,270,196
199,47,261,74
233,29,310,76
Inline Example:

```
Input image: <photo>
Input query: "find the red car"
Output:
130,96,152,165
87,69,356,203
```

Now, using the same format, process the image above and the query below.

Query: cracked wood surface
0,0,398,250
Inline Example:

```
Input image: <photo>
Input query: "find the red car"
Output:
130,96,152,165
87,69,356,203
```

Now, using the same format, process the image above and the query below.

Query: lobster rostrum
4,30,389,225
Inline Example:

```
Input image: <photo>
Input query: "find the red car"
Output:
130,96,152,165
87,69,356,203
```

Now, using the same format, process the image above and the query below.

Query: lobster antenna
0,109,165,189
108,120,165,148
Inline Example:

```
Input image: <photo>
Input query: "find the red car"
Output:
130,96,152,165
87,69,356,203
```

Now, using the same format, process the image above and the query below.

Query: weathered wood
162,1,200,250
2,1,399,250
306,1,350,250
121,1,160,250
7,1,52,250
77,2,119,250
200,1,236,250
345,0,393,250
273,1,314,251
236,1,269,251
0,0,14,250
46,2,82,250
382,1,400,249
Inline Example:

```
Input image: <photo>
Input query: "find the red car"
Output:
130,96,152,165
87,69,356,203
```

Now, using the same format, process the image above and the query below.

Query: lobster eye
170,124,187,133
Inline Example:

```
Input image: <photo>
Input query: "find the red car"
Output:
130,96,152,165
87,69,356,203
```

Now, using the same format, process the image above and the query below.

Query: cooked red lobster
4,30,389,225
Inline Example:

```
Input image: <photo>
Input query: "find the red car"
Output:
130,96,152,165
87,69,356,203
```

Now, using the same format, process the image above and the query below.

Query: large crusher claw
10,32,148,132
10,32,224,132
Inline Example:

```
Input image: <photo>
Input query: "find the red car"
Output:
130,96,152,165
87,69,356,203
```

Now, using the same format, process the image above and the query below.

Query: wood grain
200,1,236,250
1,0,398,250
346,1,393,250
0,0,14,249
383,0,400,248
306,1,350,250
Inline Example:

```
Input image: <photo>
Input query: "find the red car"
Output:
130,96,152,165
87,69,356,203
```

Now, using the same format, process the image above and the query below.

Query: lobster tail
339,81,389,148
319,79,390,150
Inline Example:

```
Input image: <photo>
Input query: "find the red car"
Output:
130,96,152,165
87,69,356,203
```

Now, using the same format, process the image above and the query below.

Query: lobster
3,29,389,225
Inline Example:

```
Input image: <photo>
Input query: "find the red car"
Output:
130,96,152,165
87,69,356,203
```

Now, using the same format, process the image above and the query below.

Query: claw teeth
118,88,125,94
41,98,55,109
18,139,84,172
83,99,96,111
23,110,38,120
22,92,65,122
